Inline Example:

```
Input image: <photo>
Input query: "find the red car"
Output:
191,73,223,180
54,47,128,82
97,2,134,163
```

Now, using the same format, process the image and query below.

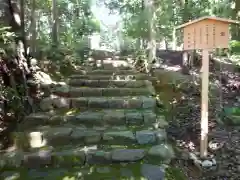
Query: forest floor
153,56,240,179
0,54,239,179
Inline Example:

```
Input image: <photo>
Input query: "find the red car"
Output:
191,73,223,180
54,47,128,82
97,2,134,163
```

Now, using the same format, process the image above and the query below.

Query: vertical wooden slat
194,27,196,49
213,23,216,48
200,49,209,158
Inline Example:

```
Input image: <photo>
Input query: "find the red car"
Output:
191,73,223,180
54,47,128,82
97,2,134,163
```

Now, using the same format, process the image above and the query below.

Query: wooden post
200,49,209,158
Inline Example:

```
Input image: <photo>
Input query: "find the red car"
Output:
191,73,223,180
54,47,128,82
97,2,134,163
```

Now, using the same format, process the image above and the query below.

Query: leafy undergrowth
0,51,79,150
39,56,79,81
152,71,188,180
152,69,184,119
165,167,187,180
152,54,240,179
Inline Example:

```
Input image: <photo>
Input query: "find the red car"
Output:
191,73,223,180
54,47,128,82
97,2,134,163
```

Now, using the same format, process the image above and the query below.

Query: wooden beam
200,49,209,158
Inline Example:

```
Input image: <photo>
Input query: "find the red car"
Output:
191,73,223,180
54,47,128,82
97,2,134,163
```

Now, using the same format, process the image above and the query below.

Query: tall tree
232,0,240,40
29,0,37,56
144,0,156,72
52,0,58,46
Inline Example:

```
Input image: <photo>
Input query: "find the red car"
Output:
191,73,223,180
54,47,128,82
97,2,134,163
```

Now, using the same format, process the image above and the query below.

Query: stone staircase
0,60,173,179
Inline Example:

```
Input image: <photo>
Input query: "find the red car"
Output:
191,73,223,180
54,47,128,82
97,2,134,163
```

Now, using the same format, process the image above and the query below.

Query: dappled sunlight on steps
1,59,173,180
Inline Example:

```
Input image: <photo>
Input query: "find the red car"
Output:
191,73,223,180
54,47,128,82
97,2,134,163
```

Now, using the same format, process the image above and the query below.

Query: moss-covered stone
52,149,85,167
147,144,175,164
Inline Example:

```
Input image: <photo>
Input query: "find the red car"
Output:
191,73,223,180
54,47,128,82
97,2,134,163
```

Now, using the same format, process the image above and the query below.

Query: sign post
175,16,239,158
201,49,209,157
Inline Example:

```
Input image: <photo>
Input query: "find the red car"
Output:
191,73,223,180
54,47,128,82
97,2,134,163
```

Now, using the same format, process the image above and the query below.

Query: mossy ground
1,163,187,180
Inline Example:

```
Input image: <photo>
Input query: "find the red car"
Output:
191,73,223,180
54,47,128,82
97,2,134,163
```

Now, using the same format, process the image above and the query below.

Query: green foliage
119,38,137,55
230,40,240,55
0,26,25,116
0,27,15,44
165,167,187,180
25,0,101,62
123,12,149,39
134,49,147,61
105,0,238,49
1,86,25,115
0,26,16,55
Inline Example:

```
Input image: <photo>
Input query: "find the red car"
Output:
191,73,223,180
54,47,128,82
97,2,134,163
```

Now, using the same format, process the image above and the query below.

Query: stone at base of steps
0,143,174,170
1,163,165,180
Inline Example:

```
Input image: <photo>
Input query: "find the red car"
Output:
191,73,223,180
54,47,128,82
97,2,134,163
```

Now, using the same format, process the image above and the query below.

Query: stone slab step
75,65,132,71
71,96,155,109
21,110,168,129
68,79,147,88
1,163,165,179
40,96,156,111
69,74,149,80
0,143,174,169
69,87,152,97
13,126,167,149
72,69,138,75
85,65,132,71
95,59,131,66
52,86,153,97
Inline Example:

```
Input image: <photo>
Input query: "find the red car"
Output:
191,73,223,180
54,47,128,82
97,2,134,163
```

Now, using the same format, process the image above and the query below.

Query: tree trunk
183,0,189,23
75,0,80,18
144,0,156,73
20,0,27,58
0,0,31,149
0,0,30,96
30,0,37,56
232,0,240,40
52,0,58,46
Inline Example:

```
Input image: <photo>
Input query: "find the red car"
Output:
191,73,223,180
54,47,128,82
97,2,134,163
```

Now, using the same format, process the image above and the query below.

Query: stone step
13,126,167,149
53,86,153,97
39,96,156,111
69,74,149,80
1,163,165,179
1,143,174,170
68,79,148,88
87,65,132,70
21,110,168,129
95,59,131,67
76,65,132,71
73,69,138,75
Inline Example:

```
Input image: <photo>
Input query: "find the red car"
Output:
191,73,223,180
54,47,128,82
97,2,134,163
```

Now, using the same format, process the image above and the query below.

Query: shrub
230,40,240,55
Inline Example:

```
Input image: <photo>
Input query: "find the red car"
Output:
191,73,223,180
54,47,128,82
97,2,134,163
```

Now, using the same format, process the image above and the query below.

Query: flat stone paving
1,61,172,180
